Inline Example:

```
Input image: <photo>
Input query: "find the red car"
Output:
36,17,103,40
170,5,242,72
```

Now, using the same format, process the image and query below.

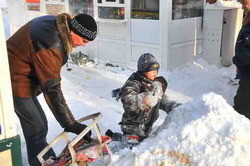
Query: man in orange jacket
7,13,97,166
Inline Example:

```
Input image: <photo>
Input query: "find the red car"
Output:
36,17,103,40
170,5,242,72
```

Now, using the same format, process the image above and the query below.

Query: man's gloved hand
64,122,92,141
170,102,182,111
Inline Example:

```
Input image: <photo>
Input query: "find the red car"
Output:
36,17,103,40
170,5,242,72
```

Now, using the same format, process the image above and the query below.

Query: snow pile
110,93,250,166
205,0,242,9
165,58,237,105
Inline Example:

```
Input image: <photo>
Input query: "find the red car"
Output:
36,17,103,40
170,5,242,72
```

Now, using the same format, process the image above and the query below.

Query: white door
221,9,243,67
130,0,160,44
130,0,161,64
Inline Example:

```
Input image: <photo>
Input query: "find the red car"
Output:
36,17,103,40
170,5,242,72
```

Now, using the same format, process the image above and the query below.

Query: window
98,0,124,4
97,0,125,20
68,0,93,16
45,0,65,2
131,0,159,20
98,7,124,19
172,0,203,20
45,0,65,15
46,4,65,15
27,3,40,11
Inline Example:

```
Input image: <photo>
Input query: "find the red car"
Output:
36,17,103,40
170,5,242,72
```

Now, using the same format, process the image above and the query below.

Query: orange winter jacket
7,13,76,127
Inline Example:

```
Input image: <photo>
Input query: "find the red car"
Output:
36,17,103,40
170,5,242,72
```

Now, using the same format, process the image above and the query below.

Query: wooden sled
37,112,112,166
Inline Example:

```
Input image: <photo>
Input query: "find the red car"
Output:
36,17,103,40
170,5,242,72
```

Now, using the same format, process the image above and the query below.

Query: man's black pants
13,96,55,166
234,79,250,120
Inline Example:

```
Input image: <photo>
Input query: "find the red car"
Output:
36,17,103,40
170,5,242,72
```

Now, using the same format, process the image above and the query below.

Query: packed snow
110,92,250,166
13,57,250,165
2,0,249,165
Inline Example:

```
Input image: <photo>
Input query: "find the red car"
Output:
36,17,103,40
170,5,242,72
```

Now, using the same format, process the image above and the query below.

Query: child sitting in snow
109,53,180,148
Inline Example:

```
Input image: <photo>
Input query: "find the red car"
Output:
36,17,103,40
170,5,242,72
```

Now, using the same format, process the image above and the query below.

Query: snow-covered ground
14,57,249,166
3,0,248,165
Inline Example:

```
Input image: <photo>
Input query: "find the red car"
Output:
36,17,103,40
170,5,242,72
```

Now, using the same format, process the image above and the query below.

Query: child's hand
152,81,163,99
171,102,182,110
138,93,158,110
146,94,159,108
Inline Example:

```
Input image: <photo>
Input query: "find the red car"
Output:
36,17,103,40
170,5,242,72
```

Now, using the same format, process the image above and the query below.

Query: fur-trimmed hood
56,13,73,56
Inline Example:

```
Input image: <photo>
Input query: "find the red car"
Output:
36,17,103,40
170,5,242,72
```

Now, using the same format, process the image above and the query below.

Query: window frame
96,0,125,21
131,0,160,20
172,0,203,20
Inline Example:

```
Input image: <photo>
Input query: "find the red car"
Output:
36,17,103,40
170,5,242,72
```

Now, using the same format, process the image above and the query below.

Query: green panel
0,135,22,166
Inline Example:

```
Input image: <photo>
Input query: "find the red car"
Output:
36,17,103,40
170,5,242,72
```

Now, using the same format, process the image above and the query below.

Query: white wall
203,7,243,67
5,0,204,71
1,8,10,38
6,0,27,35
0,0,7,8
0,11,17,140
167,17,203,70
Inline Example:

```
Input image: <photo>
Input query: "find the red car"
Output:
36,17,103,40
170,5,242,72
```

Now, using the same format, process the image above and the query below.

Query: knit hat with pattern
68,13,97,41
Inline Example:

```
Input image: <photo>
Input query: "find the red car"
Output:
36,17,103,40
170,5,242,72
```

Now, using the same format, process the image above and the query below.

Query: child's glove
147,94,159,108
137,80,166,110
151,81,163,99
154,76,168,93
138,93,158,110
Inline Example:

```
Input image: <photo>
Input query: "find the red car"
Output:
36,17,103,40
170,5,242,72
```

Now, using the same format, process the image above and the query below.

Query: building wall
0,10,17,140
1,7,10,38
203,7,243,67
6,0,204,71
